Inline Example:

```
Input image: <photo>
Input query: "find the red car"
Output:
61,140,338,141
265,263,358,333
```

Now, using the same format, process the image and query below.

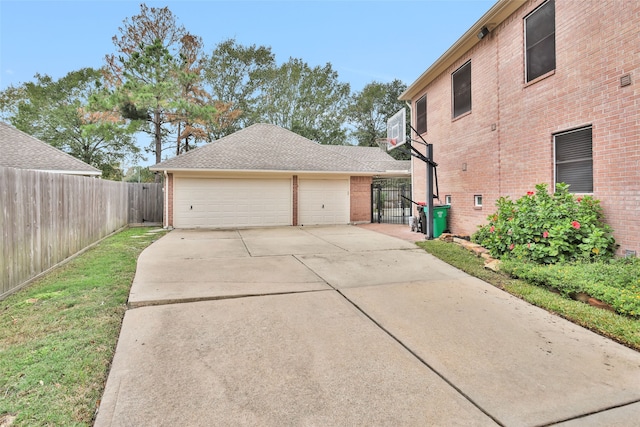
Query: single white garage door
174,178,292,228
298,179,350,225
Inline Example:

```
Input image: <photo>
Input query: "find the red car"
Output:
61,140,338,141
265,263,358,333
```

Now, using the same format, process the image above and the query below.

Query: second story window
525,0,556,82
452,61,471,118
416,95,427,134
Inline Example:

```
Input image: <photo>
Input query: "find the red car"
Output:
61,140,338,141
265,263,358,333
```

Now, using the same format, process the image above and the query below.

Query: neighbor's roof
0,122,101,176
151,123,408,175
400,0,525,101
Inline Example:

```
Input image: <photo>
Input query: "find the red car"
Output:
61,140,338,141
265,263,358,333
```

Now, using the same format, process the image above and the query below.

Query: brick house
400,0,639,255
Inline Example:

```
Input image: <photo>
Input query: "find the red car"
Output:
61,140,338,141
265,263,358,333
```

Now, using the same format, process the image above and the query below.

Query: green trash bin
431,205,450,238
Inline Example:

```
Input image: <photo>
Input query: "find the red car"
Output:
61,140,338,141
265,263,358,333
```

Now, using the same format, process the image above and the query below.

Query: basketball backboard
386,108,407,151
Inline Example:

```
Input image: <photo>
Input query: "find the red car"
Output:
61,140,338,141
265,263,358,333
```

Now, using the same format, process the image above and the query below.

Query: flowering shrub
472,183,616,264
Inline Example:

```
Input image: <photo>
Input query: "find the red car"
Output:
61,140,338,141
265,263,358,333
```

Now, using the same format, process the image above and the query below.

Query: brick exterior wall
166,173,173,228
350,176,372,223
411,0,640,255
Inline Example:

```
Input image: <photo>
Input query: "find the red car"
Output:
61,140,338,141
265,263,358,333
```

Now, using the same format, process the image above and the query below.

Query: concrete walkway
95,225,640,426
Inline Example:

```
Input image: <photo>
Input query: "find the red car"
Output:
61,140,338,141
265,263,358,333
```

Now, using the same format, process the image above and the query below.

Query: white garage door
174,178,292,228
298,179,350,225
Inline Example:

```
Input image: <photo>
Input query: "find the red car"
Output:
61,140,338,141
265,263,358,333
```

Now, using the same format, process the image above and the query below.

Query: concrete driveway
95,225,640,426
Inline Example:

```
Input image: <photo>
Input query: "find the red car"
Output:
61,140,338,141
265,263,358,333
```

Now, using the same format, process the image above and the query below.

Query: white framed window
554,126,593,193
474,195,483,207
444,195,452,205
525,0,556,82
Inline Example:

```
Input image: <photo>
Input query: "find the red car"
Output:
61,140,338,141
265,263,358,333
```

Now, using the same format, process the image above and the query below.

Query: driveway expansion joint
127,288,332,309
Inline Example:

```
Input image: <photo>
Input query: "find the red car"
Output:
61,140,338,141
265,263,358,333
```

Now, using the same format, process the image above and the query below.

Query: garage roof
151,123,407,175
325,145,410,174
0,122,101,176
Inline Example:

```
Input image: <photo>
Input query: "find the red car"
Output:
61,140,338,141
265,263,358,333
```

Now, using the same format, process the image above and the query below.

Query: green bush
502,257,640,317
472,183,616,264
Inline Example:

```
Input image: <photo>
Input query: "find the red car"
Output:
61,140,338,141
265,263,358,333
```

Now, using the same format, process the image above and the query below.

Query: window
444,195,452,205
525,0,555,82
416,95,427,134
452,61,471,118
474,195,483,207
555,126,593,193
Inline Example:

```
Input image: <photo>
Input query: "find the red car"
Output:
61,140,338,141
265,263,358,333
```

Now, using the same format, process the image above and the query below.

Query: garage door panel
174,178,291,228
298,179,350,225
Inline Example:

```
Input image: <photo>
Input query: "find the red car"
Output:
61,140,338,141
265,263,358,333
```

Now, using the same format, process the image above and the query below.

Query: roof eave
399,0,525,102
150,167,381,176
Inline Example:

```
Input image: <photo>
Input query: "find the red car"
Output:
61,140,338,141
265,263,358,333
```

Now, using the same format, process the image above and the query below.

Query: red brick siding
412,0,640,254
166,173,174,228
350,176,372,223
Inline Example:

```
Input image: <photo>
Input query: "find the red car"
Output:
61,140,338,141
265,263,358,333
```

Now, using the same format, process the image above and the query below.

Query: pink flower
576,197,583,203
489,226,495,233
572,221,581,229
542,231,549,238
527,191,534,196
509,243,515,250
527,243,531,248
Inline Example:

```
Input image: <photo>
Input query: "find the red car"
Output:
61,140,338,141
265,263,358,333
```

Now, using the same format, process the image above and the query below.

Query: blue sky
1,0,495,93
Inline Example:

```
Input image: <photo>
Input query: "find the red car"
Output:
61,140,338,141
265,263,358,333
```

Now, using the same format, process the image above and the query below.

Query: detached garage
151,123,409,229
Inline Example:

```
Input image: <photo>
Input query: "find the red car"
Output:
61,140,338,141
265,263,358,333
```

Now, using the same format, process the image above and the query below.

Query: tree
202,38,274,139
124,165,156,183
167,33,219,155
0,69,140,179
99,4,215,174
254,58,350,145
347,79,409,159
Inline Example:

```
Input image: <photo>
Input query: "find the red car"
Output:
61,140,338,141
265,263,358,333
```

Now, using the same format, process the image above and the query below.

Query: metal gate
371,179,412,224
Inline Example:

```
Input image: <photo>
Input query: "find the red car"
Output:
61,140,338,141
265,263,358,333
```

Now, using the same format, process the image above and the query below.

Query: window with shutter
555,126,593,193
525,0,556,82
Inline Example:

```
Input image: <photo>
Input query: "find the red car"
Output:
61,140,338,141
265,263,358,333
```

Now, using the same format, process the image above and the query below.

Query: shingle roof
151,123,409,175
0,122,101,175
324,145,410,174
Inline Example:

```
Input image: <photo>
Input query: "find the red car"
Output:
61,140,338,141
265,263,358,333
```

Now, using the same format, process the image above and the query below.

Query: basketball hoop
376,138,396,151
386,108,407,152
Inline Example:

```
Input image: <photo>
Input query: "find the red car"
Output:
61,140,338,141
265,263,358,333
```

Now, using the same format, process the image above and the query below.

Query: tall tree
168,33,219,155
99,4,214,173
0,69,140,179
254,58,350,145
202,38,274,139
347,79,409,159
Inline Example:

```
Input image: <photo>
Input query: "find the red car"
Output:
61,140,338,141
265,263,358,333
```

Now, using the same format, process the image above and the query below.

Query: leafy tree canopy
254,58,350,145
0,68,140,179
347,79,409,159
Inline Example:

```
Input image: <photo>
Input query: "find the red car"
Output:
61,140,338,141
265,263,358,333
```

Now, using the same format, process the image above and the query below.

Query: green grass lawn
0,227,166,426
417,240,640,352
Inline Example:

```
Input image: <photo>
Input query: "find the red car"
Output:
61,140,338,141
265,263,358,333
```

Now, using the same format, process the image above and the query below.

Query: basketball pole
405,124,436,240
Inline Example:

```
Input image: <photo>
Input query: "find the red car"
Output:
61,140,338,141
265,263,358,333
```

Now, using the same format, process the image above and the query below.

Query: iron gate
371,179,412,224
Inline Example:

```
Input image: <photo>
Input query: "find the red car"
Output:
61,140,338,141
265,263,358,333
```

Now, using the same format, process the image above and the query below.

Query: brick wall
411,0,640,254
350,176,372,223
166,173,173,228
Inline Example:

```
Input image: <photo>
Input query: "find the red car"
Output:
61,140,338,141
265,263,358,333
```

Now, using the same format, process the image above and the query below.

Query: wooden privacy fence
0,167,163,299
128,182,163,224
